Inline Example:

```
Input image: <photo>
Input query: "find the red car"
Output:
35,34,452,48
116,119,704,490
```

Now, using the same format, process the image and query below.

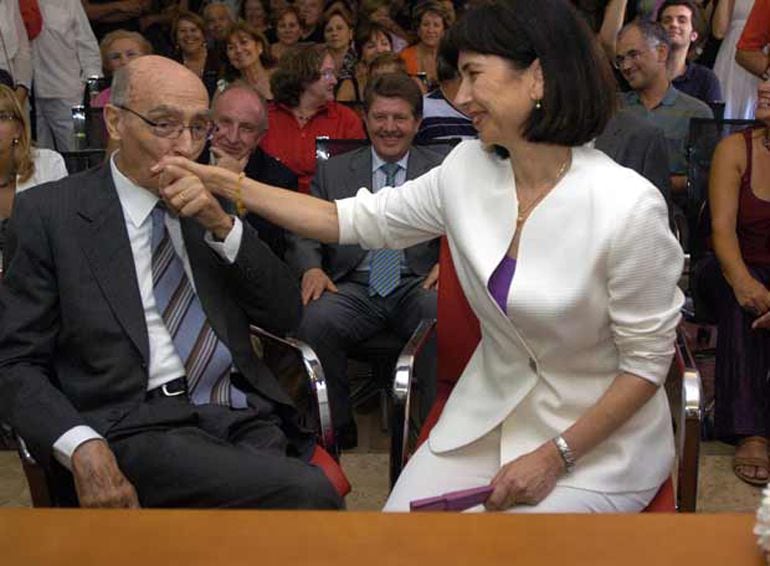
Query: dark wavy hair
444,0,617,151
271,44,329,107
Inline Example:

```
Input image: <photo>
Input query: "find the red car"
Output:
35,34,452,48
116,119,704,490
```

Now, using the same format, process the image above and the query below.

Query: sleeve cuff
53,426,104,471
204,216,243,263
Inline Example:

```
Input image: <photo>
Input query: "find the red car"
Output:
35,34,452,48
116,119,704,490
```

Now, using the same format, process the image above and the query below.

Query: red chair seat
310,445,351,497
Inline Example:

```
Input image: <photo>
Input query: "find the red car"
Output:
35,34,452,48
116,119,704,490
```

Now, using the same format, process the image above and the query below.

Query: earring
535,99,542,110
12,138,19,146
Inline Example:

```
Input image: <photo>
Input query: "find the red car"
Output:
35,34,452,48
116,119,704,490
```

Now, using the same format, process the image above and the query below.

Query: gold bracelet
235,172,246,218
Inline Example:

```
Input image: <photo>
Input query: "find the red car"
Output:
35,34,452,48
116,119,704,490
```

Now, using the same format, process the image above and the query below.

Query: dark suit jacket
0,164,303,468
286,145,446,281
595,109,672,204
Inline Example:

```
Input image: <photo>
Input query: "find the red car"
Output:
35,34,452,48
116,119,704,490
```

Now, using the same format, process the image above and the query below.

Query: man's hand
422,263,439,290
485,442,564,511
211,147,249,174
160,170,234,240
71,439,140,508
301,268,337,305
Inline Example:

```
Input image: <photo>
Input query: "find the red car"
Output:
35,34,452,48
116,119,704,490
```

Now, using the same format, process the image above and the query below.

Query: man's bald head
111,55,208,107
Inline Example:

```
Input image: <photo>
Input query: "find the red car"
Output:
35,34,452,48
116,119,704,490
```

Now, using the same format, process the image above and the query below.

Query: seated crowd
0,0,769,511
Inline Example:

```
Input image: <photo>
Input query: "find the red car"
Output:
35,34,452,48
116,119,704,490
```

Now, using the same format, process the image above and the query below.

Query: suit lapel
348,147,373,190
75,165,150,363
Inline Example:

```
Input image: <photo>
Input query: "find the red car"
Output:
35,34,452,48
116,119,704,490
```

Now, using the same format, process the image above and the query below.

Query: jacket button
529,357,537,373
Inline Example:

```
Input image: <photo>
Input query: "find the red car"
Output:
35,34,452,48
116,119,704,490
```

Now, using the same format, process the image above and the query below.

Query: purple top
488,255,517,314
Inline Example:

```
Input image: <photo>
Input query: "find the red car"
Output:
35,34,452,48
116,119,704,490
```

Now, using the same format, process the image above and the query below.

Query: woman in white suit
156,0,684,513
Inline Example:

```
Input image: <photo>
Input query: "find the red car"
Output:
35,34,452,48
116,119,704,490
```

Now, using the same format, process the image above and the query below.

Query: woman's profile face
454,51,541,148
361,31,392,64
176,19,206,55
418,11,445,48
227,31,262,70
277,12,302,45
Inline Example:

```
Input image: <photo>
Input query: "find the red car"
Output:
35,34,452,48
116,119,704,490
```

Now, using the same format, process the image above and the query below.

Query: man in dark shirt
658,0,722,104
207,81,299,259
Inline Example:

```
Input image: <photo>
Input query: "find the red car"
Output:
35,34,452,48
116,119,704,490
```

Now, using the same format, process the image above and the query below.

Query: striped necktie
369,162,402,297
151,204,247,407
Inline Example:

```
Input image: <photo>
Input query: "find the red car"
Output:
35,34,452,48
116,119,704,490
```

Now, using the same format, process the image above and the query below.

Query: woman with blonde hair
0,85,67,255
92,30,153,108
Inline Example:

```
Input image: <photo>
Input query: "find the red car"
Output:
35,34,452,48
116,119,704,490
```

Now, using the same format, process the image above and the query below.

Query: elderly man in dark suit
0,55,341,510
205,80,298,259
287,73,445,449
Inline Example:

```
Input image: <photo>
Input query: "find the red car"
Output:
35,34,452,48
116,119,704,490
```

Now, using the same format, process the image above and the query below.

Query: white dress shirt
32,0,102,99
0,0,32,88
52,154,243,469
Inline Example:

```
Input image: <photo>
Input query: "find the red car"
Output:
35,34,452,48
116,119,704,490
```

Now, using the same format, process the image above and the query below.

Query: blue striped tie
369,162,402,297
151,205,247,407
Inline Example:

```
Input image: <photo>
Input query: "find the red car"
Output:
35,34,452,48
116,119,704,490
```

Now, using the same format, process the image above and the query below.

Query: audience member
31,0,103,152
81,0,150,41
286,73,442,449
399,1,452,91
261,45,365,193
658,0,723,103
92,30,154,108
359,0,410,53
713,0,758,120
571,0,629,60
241,0,272,38
337,22,393,102
172,11,223,99
271,6,304,62
694,80,770,486
225,22,276,100
323,7,356,82
157,0,684,513
0,0,32,105
136,0,183,56
297,0,326,43
203,1,235,45
0,85,67,256
416,46,476,142
616,19,712,195
0,56,341,510
208,81,298,258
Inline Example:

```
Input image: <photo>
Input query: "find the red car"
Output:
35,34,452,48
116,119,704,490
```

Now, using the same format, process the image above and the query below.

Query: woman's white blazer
337,141,684,493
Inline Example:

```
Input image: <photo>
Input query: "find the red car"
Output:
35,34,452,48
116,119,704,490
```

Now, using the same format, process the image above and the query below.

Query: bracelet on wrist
552,435,576,473
235,172,246,218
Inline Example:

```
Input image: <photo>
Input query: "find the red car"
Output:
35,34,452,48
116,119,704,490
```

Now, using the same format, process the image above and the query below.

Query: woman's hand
732,276,770,315
485,441,565,511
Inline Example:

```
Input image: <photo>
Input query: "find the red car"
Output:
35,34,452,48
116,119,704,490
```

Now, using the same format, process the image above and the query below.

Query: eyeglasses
613,48,651,70
320,68,337,80
115,104,213,141
0,111,19,123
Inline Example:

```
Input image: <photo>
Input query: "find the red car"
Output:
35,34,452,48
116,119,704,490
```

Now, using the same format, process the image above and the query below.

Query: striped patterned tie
369,162,402,297
151,205,247,407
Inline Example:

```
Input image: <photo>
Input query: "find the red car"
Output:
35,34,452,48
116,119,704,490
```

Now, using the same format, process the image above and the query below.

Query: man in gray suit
0,56,341,509
287,73,445,449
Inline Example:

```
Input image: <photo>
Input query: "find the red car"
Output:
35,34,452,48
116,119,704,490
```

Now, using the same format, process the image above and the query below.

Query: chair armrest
390,318,436,488
666,326,703,512
249,325,337,460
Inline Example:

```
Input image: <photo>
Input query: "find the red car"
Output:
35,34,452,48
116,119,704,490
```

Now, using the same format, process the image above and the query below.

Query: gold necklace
515,151,572,225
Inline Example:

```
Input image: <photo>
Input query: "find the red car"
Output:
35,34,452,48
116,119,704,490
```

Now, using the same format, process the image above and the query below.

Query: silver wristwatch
553,435,576,473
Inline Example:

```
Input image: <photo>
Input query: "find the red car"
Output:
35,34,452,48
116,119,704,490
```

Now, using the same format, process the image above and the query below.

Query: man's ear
690,29,699,44
104,104,123,142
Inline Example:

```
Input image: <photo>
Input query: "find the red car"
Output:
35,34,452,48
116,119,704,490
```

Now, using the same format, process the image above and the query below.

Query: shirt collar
660,84,679,106
110,152,160,229
371,148,410,174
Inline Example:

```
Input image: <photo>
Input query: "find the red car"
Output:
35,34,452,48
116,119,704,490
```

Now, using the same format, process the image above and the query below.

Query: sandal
733,436,770,487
